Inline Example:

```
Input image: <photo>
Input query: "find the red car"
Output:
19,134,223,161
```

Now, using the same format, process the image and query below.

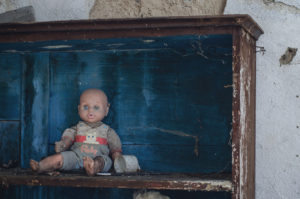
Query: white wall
1,0,299,198
225,1,300,198
0,0,94,21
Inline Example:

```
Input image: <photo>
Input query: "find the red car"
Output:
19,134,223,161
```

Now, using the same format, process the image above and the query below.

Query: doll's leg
83,156,105,176
30,154,63,172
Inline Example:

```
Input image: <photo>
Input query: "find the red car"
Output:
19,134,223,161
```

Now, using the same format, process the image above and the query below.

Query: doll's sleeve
107,128,122,155
61,125,76,142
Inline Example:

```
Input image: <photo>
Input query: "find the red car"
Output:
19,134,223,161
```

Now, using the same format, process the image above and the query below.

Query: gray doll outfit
60,121,122,172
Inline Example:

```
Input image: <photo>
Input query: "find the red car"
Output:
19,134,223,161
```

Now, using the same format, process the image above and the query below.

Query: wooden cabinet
0,15,262,199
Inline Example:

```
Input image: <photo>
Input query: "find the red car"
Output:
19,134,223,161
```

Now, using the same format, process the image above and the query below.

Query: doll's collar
82,121,103,128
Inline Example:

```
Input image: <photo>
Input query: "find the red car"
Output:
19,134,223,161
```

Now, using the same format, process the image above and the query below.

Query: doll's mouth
88,114,94,119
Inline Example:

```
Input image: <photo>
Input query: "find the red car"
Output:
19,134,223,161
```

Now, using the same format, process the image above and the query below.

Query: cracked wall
0,0,226,21
90,0,226,19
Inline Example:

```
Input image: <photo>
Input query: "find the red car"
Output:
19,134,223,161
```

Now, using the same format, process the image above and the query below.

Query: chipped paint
42,45,72,49
232,28,256,199
180,179,232,191
143,39,155,43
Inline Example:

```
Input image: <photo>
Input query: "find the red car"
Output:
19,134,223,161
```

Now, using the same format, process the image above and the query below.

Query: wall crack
263,0,300,13
127,126,199,157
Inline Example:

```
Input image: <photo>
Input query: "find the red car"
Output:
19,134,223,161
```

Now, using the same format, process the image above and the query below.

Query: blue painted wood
19,186,48,199
48,35,232,173
21,53,50,168
0,54,22,120
1,34,233,199
0,35,231,53
123,145,231,173
0,121,20,165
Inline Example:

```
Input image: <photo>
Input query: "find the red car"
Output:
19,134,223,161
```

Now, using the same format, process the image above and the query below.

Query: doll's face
78,89,109,123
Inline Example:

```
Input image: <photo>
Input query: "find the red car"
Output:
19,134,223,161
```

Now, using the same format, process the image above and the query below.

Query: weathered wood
0,169,232,192
235,29,256,199
231,28,257,199
0,15,263,42
0,16,262,198
21,53,50,168
0,54,22,120
0,6,35,23
0,121,20,165
45,34,232,173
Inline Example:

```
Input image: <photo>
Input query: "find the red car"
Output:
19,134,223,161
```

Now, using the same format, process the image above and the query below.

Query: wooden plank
0,121,20,165
45,35,232,174
20,53,50,168
0,6,35,23
232,28,242,199
0,54,22,120
122,145,231,173
47,35,232,146
231,28,256,199
237,29,256,199
0,15,263,42
1,186,232,199
0,169,232,192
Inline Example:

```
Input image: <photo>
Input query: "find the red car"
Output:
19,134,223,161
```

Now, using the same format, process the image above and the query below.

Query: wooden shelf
0,15,262,198
0,169,232,192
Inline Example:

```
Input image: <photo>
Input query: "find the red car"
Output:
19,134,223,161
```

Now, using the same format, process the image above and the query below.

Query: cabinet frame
0,15,263,199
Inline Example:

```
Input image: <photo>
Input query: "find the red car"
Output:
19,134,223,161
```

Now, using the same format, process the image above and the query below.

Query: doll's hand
55,141,66,153
112,152,122,161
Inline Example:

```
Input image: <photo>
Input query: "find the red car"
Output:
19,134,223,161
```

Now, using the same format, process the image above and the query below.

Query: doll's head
78,89,109,123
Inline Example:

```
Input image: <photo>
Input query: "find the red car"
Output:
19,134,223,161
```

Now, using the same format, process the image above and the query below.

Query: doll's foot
83,156,104,176
30,159,40,172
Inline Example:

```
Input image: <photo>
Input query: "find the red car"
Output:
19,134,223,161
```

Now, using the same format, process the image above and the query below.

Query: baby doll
30,88,122,176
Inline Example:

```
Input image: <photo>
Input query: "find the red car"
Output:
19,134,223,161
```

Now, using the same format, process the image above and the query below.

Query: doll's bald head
78,89,109,123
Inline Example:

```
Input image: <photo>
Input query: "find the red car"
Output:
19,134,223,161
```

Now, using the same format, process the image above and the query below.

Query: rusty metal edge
0,15,263,42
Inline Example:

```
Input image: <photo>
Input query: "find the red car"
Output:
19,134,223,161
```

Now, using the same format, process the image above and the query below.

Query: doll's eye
83,105,89,110
94,106,99,110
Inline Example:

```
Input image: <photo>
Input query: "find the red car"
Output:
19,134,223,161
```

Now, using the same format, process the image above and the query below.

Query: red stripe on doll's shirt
75,135,107,145
75,135,86,142
96,137,108,145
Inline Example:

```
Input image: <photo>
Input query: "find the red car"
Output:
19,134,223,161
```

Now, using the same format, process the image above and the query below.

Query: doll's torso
70,121,110,159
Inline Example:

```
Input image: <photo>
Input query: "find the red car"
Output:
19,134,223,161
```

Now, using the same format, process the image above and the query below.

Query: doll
30,88,122,176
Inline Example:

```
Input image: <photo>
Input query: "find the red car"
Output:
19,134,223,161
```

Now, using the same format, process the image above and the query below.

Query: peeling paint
42,45,72,49
143,39,155,43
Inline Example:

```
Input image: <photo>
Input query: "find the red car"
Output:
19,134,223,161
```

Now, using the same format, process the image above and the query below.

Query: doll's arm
55,136,73,153
55,127,76,153
107,128,122,160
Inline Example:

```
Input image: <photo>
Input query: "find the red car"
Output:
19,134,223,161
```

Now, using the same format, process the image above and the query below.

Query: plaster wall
0,0,299,198
0,0,95,21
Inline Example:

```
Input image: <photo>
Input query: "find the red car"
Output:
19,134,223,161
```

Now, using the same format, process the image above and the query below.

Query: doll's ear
106,103,110,116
